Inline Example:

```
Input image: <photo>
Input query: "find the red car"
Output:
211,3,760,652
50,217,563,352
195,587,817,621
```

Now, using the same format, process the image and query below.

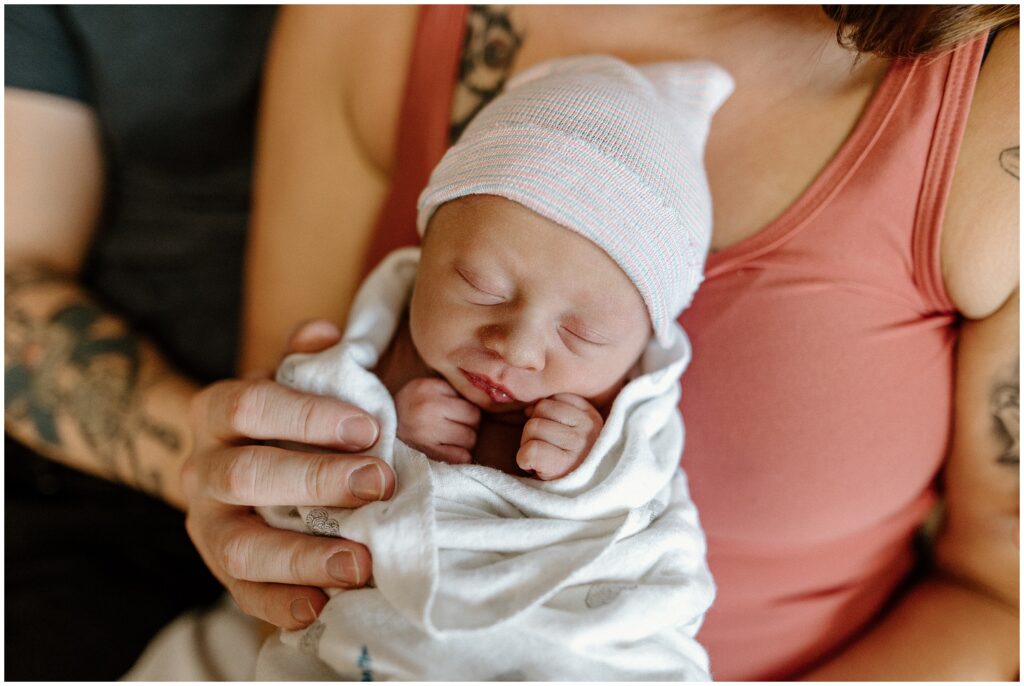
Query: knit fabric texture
417,55,733,346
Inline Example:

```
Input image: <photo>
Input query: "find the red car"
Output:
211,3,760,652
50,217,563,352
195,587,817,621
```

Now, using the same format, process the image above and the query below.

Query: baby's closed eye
456,267,508,305
559,324,607,347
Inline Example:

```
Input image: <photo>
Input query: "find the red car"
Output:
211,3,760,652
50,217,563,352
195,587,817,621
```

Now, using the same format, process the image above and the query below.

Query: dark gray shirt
6,5,277,381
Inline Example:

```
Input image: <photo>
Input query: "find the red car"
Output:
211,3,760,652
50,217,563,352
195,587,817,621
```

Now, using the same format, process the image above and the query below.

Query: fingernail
290,597,317,625
339,415,379,448
348,463,386,502
326,549,362,586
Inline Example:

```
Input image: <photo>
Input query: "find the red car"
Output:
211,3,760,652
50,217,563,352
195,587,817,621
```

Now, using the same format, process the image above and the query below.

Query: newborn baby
257,55,733,681
390,192,652,482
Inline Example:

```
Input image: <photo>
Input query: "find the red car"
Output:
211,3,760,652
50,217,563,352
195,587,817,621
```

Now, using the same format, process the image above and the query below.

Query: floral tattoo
450,5,524,143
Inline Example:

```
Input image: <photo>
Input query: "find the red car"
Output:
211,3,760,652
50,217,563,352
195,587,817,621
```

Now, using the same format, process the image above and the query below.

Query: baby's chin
480,399,530,416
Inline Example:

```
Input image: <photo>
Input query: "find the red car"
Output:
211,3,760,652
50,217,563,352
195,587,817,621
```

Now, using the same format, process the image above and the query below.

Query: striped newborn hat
417,55,733,346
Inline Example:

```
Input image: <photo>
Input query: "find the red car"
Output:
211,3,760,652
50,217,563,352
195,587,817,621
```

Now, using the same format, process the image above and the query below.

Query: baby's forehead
432,196,614,272
436,209,647,319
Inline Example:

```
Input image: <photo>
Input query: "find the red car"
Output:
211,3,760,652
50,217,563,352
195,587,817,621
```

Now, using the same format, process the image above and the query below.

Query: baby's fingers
517,439,576,481
521,417,586,453
430,443,474,465
548,393,598,413
442,397,481,429
438,420,478,450
531,396,594,427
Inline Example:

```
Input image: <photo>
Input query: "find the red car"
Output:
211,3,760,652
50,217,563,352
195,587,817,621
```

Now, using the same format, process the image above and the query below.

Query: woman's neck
509,5,859,82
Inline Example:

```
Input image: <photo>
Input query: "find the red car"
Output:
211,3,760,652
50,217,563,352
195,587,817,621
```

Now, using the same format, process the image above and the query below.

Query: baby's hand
395,377,481,465
517,394,603,480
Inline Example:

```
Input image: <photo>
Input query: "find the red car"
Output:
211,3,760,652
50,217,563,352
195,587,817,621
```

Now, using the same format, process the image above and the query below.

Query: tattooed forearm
5,263,65,292
5,266,182,493
450,5,524,143
991,358,1019,466
999,146,1019,180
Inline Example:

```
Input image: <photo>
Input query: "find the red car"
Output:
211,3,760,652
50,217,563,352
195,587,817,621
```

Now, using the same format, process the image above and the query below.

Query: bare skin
242,6,1018,678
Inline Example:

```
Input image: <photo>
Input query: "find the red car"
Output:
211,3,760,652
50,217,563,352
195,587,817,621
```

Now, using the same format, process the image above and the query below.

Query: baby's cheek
408,305,445,365
548,361,622,403
413,295,472,354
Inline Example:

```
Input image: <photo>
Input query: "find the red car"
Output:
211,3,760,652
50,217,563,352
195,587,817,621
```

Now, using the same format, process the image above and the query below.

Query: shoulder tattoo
999,146,1019,179
450,5,524,143
992,357,1019,466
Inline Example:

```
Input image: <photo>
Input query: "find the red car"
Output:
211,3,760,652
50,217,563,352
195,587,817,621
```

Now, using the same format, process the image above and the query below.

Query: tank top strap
911,32,988,313
362,5,469,276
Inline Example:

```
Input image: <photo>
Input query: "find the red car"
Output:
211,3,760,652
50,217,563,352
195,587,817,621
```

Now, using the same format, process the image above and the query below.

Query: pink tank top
364,7,986,679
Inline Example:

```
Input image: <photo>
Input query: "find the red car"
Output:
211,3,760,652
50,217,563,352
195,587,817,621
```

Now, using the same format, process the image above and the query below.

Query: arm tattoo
450,5,524,143
999,146,1019,179
991,357,1019,466
5,266,182,492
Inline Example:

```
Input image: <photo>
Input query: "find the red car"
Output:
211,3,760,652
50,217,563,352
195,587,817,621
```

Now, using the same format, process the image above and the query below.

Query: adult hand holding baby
181,320,394,630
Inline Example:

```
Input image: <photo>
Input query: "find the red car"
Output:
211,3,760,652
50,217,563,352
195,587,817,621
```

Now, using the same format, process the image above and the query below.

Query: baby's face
409,195,651,414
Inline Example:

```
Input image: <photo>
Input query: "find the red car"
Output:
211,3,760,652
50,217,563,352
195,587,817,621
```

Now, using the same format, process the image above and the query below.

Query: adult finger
186,504,329,630
193,378,379,451
196,444,395,507
230,580,330,631
210,509,372,588
287,319,343,354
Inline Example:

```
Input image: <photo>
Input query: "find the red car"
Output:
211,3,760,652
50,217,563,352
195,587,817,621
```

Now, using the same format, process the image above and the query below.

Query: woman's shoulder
941,26,1019,320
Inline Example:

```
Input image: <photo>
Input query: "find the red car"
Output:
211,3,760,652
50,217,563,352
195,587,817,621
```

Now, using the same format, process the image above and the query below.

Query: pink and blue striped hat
417,55,733,346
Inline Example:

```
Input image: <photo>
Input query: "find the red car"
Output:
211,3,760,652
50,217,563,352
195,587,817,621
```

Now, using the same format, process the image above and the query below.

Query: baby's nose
482,320,546,371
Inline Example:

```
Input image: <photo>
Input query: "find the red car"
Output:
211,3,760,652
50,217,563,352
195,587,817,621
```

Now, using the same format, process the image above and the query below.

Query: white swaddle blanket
255,247,715,681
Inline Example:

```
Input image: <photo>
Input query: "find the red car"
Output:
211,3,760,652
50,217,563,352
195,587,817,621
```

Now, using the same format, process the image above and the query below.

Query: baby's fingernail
326,549,362,586
290,597,318,625
339,416,378,448
349,463,386,501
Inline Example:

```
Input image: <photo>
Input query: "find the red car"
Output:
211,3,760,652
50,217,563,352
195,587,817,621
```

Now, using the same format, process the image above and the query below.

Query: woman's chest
701,80,884,251
679,263,957,544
